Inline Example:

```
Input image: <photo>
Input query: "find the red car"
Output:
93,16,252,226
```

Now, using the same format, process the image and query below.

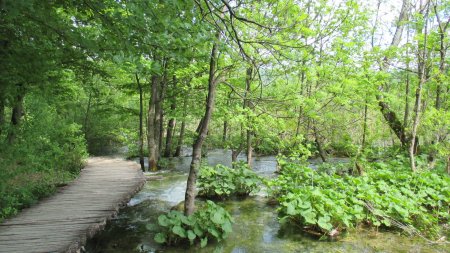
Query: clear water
85,150,448,253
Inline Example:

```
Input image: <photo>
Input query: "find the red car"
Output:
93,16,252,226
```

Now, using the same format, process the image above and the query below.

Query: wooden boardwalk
0,157,145,253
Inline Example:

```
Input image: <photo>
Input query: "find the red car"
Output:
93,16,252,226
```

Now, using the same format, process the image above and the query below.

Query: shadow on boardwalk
0,157,145,253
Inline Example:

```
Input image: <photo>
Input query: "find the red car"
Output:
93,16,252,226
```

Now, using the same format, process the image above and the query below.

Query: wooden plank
0,157,145,253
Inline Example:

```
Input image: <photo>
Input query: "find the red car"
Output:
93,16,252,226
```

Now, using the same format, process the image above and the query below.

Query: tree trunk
164,117,176,157
404,71,410,125
404,28,411,126
231,150,239,163
164,77,177,158
314,125,326,162
156,65,168,158
434,2,449,110
245,66,253,167
410,4,429,172
377,99,410,147
7,90,24,144
136,73,145,171
147,75,159,171
184,34,220,216
447,155,450,175
174,95,187,157
222,121,228,142
246,130,253,167
362,96,368,150
376,0,411,148
158,110,164,157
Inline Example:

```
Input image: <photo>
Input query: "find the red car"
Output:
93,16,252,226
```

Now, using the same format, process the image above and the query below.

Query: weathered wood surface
0,157,145,253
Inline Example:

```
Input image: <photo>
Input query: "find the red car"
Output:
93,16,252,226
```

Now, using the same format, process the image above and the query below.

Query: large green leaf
317,216,333,231
187,229,196,241
154,233,166,244
172,225,186,238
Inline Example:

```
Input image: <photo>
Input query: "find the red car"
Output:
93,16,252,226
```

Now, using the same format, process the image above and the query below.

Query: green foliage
316,162,352,176
0,94,87,222
153,200,233,247
198,162,262,199
269,159,450,239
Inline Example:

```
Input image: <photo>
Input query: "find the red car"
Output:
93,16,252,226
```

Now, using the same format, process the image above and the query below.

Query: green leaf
222,220,233,234
208,227,220,238
211,212,224,224
286,202,296,215
154,233,166,244
187,230,196,241
172,225,186,238
200,237,208,248
317,216,333,231
158,215,169,227
300,209,316,224
194,225,204,237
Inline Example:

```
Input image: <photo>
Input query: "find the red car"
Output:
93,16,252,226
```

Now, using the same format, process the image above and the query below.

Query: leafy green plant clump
0,99,87,222
198,162,262,199
153,200,233,247
269,160,450,239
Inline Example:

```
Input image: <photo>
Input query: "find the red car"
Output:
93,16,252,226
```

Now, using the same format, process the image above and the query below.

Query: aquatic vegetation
197,162,262,199
153,200,233,247
269,159,450,239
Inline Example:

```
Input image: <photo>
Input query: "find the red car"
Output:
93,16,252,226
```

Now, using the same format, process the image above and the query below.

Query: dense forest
1,0,449,249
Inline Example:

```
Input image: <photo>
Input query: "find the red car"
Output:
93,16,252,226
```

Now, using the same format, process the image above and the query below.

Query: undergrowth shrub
0,97,87,222
153,200,233,247
198,162,262,199
269,159,450,239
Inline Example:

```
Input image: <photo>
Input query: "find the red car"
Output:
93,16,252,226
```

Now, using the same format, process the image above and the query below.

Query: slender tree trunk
223,91,232,143
246,130,253,167
447,155,450,175
410,4,429,172
295,107,302,138
174,96,187,157
156,65,168,158
231,150,239,163
404,72,410,125
136,73,145,171
185,34,220,216
362,96,368,150
245,66,253,167
164,117,176,157
232,125,245,166
434,2,449,110
7,90,24,144
158,112,164,157
313,125,326,162
222,120,228,142
404,29,411,126
164,77,177,157
295,59,306,142
148,75,159,171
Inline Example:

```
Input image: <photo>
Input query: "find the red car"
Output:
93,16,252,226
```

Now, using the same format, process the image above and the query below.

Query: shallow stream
85,149,448,253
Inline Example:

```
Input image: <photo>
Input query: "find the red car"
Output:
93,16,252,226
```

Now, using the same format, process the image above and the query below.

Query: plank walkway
0,157,145,253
